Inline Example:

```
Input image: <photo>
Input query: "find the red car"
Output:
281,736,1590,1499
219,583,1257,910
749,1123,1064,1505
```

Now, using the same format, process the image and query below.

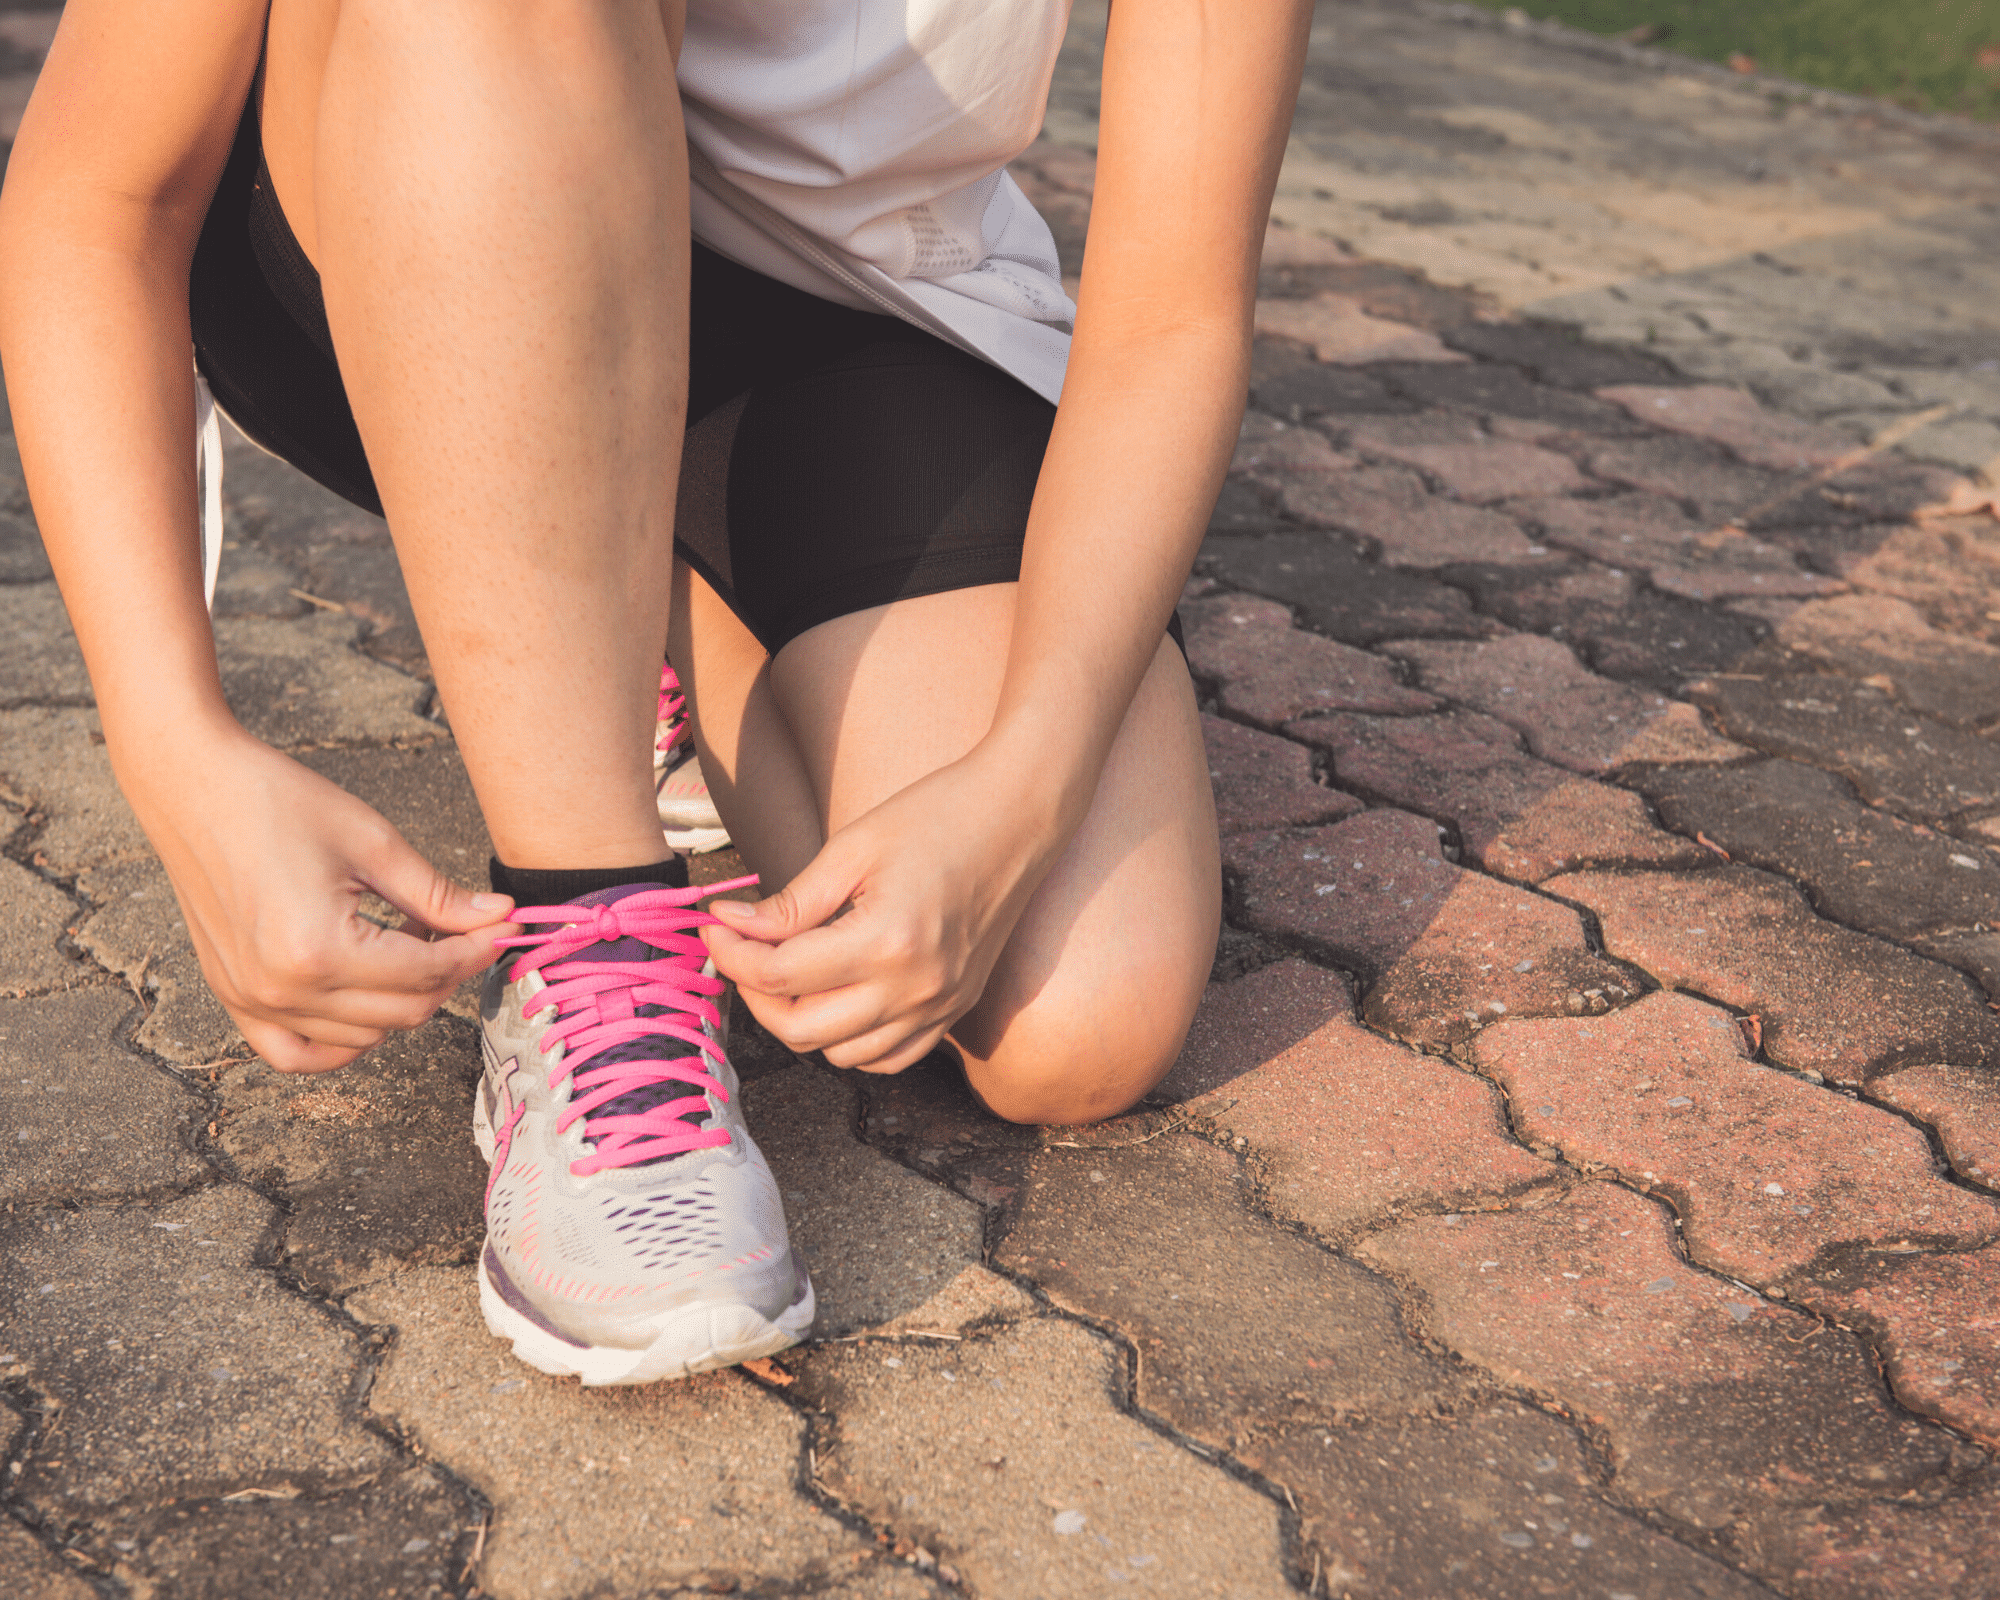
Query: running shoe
474,880,813,1384
655,663,732,854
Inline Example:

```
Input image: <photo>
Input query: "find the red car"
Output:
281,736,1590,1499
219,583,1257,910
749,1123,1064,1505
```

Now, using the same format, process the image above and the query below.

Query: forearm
0,222,238,774
985,317,1245,833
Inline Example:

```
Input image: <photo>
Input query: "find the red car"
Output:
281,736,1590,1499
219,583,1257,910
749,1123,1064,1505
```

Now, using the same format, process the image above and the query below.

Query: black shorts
189,96,1062,655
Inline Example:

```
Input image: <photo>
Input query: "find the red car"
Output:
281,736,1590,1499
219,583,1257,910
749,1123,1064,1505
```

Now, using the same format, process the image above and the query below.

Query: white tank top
678,1,1077,403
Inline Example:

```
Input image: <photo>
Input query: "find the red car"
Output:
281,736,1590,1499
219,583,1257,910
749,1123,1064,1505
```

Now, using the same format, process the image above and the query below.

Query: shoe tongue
541,882,714,1158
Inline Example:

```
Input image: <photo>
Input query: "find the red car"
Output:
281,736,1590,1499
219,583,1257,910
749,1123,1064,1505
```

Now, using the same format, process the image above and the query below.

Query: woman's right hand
119,718,516,1073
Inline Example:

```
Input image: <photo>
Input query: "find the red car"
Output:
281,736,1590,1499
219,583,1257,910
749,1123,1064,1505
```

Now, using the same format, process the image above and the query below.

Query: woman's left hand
701,745,1067,1073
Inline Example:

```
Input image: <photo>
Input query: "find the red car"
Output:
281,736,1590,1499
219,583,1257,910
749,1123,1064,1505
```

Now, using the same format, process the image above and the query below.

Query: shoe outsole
471,1061,811,1386
661,822,733,854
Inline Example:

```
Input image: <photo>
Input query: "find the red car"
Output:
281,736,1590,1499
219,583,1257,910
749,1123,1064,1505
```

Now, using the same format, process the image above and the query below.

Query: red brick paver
1181,593,1437,724
1596,385,1855,473
1200,716,1360,836
1869,1062,2000,1191
1472,991,2000,1283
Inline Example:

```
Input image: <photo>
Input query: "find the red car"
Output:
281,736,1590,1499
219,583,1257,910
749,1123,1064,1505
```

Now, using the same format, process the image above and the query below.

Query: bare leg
671,571,1220,1126
266,0,688,870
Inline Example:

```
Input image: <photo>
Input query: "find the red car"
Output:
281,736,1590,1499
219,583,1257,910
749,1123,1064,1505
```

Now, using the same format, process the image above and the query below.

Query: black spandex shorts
189,96,1066,655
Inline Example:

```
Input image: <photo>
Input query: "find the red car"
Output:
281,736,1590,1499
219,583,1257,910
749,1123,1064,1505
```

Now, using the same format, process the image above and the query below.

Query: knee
956,979,1203,1128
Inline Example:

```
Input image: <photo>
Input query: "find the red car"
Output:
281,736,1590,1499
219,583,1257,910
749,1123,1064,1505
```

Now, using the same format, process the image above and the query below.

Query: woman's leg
264,0,687,870
670,570,1221,1127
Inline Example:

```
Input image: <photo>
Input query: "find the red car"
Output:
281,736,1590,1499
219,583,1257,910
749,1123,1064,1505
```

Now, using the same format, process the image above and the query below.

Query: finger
235,1013,377,1075
751,981,895,1057
707,847,857,944
335,922,516,997
705,914,893,1001
823,1020,952,1076
357,829,513,937
263,983,450,1036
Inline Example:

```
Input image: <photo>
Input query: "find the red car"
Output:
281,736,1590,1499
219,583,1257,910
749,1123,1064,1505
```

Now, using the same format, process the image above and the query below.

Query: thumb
708,857,854,945
361,834,514,938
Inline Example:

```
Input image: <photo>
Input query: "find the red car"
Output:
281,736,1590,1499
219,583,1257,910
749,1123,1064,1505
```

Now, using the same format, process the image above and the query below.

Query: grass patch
1466,0,2000,120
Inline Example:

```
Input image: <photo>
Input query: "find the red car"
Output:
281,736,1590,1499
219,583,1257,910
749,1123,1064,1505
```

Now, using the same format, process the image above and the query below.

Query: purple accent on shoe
484,1242,590,1348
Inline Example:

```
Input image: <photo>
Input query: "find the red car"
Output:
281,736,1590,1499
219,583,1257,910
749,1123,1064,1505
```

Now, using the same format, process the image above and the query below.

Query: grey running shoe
656,663,732,854
474,882,812,1385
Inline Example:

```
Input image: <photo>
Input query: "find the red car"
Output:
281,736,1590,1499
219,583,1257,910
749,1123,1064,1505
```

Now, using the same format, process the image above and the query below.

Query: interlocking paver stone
1340,412,1589,503
1182,593,1438,725
213,613,437,749
1,1184,396,1518
748,1063,1036,1338
1200,530,1497,643
1252,355,1407,421
71,858,240,1065
1730,1487,2000,1600
1230,413,1355,487
0,707,149,875
791,1317,1297,1600
1359,1184,1952,1530
1513,490,1838,602
1161,960,1553,1236
1201,715,1360,836
995,1135,1462,1445
215,1016,485,1295
0,989,205,1204
1474,992,2000,1283
1279,462,1543,567
0,854,79,995
1772,593,2000,727
0,585,92,706
1582,434,1788,524
349,1266,875,1600
1291,707,1702,882
1869,1062,2000,1190
1548,865,2000,1082
1796,1246,2000,1452
1443,321,1676,392
1597,385,1855,473
1692,672,2000,819
80,1467,469,1600
1388,634,1748,773
1445,559,1769,694
1637,758,1999,943
1245,1403,1768,1600
1255,292,1464,366
1378,359,1636,432
1226,808,1630,1047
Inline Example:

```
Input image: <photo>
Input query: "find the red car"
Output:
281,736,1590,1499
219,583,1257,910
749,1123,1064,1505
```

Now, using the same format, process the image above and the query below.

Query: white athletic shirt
678,0,1077,404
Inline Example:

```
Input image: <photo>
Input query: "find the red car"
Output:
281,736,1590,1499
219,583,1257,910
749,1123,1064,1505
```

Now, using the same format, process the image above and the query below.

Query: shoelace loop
495,877,758,1175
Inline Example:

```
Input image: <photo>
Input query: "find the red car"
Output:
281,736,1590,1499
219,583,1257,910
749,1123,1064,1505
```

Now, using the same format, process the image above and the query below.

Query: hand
702,748,1067,1074
120,719,516,1073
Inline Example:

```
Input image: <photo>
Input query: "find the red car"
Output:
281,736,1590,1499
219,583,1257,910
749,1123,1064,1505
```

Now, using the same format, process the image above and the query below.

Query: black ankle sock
487,856,688,908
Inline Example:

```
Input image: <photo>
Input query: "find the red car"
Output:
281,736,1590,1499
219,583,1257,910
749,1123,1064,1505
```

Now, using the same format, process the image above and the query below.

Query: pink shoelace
495,878,758,1176
656,663,687,758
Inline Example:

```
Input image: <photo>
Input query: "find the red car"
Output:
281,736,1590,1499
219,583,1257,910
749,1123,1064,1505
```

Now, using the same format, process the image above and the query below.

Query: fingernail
710,899,752,919
471,893,511,911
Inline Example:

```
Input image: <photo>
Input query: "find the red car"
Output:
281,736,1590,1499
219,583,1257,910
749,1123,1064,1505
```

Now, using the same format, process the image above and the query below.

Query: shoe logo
485,1055,529,1208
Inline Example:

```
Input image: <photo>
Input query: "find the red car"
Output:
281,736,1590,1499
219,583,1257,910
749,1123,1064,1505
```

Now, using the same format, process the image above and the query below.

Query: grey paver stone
71,858,240,1065
217,1016,485,1295
1388,633,1750,773
1595,384,1854,473
1773,592,2000,726
0,854,81,995
1226,808,1630,1048
349,1266,871,1600
213,612,436,749
0,707,149,875
747,1063,1035,1338
79,1465,469,1600
1162,960,1557,1236
0,584,92,704
1339,411,1589,502
0,988,205,1203
1247,1404,1768,1600
1,1183,395,1516
793,1317,1297,1599
210,543,309,620
1292,707,1703,882
1442,321,1676,391
1379,359,1634,430
1690,672,2000,818
1549,864,2000,1081
996,1135,1462,1445
1360,1183,1952,1530
1281,462,1543,567
1200,530,1498,643
1515,490,1837,602
0,510,52,584
293,740,494,890
1582,434,1787,523
1637,758,2000,943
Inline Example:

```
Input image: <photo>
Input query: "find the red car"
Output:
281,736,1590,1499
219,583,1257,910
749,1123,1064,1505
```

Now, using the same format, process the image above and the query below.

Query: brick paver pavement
4,2,2000,1595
